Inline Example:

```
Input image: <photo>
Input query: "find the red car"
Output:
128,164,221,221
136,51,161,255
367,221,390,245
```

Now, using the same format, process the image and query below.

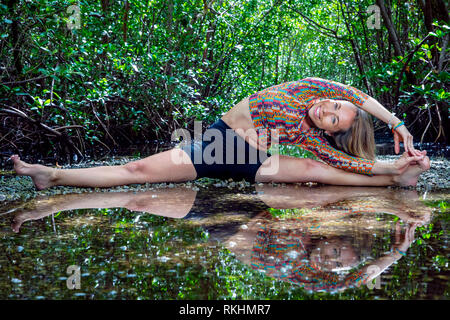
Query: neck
303,114,315,130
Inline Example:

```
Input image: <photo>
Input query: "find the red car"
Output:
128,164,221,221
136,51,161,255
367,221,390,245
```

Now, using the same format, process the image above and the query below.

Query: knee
125,198,146,212
124,160,147,175
304,158,324,171
302,158,328,180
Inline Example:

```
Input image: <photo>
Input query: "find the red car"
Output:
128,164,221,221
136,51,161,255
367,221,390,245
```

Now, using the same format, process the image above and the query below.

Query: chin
307,111,319,128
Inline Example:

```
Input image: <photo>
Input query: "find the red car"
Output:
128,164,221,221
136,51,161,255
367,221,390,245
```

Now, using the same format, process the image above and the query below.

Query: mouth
315,105,321,120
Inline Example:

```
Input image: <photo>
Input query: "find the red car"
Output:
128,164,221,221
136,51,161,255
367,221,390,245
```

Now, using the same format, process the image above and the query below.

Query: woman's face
309,238,358,271
308,99,357,134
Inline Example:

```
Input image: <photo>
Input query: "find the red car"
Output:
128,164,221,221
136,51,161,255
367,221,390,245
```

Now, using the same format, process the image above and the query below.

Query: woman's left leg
255,155,429,187
10,148,197,190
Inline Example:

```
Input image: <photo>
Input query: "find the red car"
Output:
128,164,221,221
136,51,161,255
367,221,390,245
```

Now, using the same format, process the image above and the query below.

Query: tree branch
287,4,344,40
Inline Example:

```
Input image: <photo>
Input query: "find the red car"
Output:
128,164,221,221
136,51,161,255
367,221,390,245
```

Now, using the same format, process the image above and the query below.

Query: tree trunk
260,51,265,90
101,0,109,12
284,37,296,82
376,0,404,57
275,35,280,84
123,0,130,42
340,2,372,95
6,0,22,76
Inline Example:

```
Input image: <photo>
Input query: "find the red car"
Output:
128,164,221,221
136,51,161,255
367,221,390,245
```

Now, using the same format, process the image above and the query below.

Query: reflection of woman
9,187,197,233
11,78,429,189
245,212,419,292
250,222,361,291
221,184,431,292
8,184,429,292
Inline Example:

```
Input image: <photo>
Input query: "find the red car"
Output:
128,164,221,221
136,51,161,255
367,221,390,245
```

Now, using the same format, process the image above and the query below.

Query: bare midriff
221,96,266,151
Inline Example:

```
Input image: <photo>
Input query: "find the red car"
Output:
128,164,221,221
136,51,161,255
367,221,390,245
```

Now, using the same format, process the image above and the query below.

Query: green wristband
393,121,405,131
394,248,407,256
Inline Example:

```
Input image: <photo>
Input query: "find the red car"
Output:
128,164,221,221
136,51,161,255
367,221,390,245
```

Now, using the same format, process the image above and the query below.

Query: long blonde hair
332,108,376,160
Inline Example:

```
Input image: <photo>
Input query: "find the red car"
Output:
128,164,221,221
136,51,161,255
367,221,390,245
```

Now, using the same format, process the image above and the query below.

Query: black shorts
179,119,270,183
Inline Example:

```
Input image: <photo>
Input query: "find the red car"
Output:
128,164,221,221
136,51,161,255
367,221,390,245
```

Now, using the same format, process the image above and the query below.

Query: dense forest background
0,0,448,163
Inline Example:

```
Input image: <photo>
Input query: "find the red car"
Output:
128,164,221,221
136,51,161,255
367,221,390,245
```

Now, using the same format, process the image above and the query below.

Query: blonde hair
332,108,376,160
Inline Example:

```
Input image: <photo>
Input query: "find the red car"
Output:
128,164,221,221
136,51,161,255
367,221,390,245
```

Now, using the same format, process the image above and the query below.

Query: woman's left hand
392,152,426,175
393,124,422,156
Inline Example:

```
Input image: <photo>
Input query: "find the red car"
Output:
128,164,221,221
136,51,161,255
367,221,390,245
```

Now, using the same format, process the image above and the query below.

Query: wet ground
0,158,448,299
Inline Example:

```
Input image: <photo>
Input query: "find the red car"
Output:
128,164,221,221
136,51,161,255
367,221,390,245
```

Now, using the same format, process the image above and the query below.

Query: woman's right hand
393,221,418,254
393,123,422,157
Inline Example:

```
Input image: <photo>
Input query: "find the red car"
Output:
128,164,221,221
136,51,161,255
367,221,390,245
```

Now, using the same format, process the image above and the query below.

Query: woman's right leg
255,155,429,187
11,148,197,190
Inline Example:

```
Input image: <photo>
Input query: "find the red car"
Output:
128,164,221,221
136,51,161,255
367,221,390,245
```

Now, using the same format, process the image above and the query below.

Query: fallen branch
0,105,83,158
54,125,84,131
0,106,62,137
0,75,48,86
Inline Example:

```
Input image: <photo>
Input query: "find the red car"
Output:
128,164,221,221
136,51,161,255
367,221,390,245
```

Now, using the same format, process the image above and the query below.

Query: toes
417,156,430,171
11,221,21,233
11,155,22,166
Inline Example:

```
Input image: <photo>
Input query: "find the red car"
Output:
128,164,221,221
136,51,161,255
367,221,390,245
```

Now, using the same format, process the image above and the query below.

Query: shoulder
298,77,347,87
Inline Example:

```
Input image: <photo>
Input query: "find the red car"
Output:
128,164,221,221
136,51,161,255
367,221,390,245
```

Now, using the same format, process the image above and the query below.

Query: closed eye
333,103,340,126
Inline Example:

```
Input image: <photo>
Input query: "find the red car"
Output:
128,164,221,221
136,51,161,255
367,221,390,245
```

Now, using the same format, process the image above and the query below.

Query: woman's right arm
362,97,421,156
359,222,418,287
302,77,422,157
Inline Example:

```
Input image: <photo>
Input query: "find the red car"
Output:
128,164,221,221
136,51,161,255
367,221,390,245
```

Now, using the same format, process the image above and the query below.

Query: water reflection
3,184,437,295
219,185,432,292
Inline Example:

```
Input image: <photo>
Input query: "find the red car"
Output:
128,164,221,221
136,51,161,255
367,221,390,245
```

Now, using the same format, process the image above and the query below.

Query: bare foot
10,155,57,190
394,155,431,187
11,212,30,233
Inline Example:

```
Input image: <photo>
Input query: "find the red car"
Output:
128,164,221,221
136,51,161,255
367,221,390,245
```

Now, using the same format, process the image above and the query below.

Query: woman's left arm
298,134,375,175
372,152,426,175
299,134,424,176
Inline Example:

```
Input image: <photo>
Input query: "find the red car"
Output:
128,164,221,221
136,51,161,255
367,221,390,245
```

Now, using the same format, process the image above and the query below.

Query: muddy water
0,184,448,299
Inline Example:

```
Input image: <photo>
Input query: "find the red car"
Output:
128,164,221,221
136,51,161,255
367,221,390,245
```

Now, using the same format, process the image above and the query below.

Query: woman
11,77,429,189
238,213,421,292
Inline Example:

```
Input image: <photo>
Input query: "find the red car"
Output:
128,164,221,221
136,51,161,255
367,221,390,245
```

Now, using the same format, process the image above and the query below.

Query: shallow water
0,184,448,300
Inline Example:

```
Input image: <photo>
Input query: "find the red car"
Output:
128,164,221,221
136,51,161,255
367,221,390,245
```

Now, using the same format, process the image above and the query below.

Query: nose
323,104,337,117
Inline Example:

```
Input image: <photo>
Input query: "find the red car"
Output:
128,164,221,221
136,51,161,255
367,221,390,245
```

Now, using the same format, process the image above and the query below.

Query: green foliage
0,0,448,159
